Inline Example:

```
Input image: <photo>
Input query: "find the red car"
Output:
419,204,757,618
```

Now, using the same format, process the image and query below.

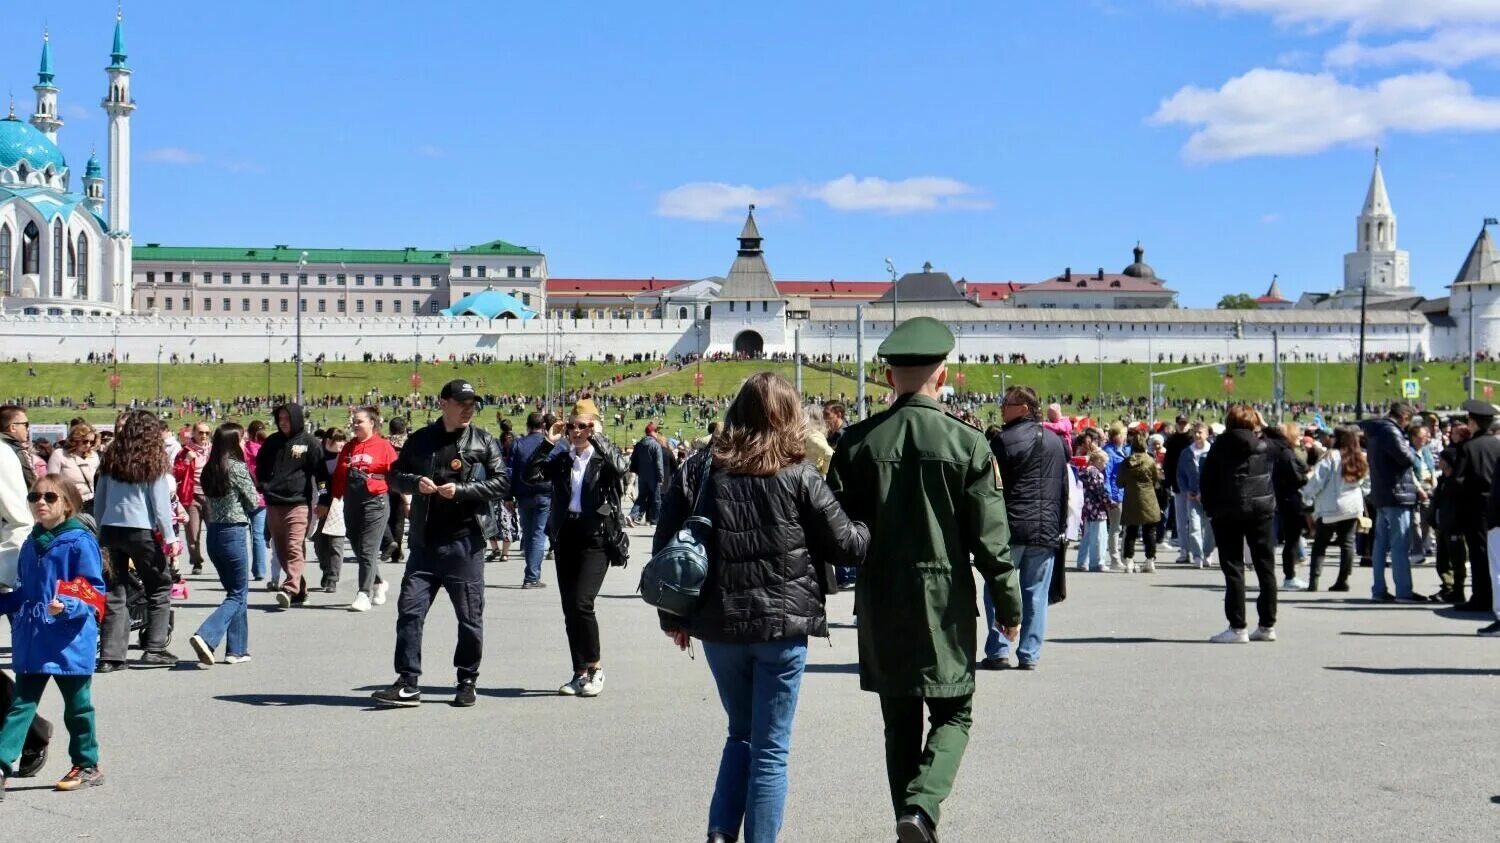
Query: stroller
123,565,176,651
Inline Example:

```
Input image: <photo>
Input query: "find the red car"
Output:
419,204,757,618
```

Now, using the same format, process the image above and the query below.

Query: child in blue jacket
0,474,106,797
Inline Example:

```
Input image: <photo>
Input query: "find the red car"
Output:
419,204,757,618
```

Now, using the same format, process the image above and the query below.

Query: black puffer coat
1262,428,1308,515
992,417,1071,548
654,450,869,643
1200,428,1274,521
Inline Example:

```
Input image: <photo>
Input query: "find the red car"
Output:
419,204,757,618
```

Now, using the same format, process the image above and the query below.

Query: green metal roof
453,239,541,257
109,17,128,70
132,245,452,265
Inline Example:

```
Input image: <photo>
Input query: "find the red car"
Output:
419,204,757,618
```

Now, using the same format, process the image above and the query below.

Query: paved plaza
2,528,1497,841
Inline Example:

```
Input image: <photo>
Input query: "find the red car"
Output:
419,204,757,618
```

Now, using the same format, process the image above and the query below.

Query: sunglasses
26,491,60,504
566,422,590,431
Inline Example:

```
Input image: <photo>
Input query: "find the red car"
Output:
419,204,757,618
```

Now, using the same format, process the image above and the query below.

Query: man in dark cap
827,316,1020,843
1453,399,1500,616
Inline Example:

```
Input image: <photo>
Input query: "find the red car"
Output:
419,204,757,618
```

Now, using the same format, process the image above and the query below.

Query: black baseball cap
440,379,478,402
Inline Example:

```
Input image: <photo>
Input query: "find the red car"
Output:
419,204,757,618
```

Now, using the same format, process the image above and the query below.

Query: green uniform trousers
0,674,98,775
879,693,973,828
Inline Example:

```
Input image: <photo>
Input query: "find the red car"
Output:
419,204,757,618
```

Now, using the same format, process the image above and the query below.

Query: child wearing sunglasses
0,475,106,797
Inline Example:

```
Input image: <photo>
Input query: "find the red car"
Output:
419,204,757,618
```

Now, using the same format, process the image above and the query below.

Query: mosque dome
0,116,66,174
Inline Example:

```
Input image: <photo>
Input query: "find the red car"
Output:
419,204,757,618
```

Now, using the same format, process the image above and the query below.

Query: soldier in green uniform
826,317,1022,843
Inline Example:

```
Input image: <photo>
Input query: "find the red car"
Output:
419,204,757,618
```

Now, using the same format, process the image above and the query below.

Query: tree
1217,293,1260,310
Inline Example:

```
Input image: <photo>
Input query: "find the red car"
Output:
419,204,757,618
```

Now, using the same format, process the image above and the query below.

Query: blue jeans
516,495,551,584
1177,493,1216,562
197,522,250,657
1372,506,1414,599
701,637,807,843
249,507,268,579
1077,520,1105,571
984,544,1054,664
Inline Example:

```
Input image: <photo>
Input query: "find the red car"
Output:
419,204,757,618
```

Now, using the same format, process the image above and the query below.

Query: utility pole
794,328,803,395
295,251,307,404
855,305,866,420
1355,280,1369,419
1272,329,1282,425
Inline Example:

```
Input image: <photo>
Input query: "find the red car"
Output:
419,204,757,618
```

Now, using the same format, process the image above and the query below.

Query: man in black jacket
1359,403,1423,603
255,403,326,607
1162,414,1194,562
981,385,1069,670
372,379,508,708
1453,400,1500,618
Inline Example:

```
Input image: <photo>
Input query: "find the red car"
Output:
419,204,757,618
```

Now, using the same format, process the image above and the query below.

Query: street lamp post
111,320,120,408
156,343,163,408
295,252,307,404
884,258,898,330
1095,328,1104,410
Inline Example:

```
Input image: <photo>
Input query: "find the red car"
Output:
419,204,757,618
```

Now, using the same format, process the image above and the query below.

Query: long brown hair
1334,425,1367,483
98,410,169,484
712,372,807,477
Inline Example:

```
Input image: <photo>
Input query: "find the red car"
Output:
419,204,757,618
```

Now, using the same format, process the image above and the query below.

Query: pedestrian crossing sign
1401,378,1421,399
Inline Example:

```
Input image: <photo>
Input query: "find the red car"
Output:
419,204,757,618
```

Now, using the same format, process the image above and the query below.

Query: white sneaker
578,667,605,697
558,674,585,696
1250,626,1277,642
188,633,215,667
373,581,389,606
275,591,292,609
1282,577,1307,591
1141,560,1157,574
349,592,372,612
1209,627,1249,644
224,654,252,665
1124,562,1137,574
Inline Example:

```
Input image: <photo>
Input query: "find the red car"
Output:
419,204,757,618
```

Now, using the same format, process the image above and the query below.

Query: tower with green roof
30,29,62,142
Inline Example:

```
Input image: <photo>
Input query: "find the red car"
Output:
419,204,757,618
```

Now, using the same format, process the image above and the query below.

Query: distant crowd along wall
0,312,1435,363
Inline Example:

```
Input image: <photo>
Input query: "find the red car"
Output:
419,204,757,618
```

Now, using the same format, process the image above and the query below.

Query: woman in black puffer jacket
656,372,868,843
1200,404,1278,644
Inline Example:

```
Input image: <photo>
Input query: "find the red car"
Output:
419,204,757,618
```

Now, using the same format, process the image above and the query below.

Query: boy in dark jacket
255,403,326,607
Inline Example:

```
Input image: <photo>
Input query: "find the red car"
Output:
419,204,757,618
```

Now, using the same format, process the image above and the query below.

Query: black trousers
1278,509,1304,579
394,532,485,685
98,525,173,660
1464,525,1491,609
1212,514,1277,630
554,517,610,673
1308,518,1356,586
1436,525,1468,594
0,671,50,757
1122,523,1157,561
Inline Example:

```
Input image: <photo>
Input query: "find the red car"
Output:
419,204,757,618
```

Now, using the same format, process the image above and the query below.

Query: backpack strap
691,454,713,518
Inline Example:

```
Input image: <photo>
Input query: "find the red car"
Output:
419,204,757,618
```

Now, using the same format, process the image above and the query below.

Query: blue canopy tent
440,287,537,320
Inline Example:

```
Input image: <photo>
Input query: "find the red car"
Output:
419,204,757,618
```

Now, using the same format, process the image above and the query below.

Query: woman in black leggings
1301,426,1369,592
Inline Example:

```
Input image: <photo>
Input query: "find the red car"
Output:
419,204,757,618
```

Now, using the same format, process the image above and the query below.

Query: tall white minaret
1343,148,1411,297
30,30,62,143
103,9,135,310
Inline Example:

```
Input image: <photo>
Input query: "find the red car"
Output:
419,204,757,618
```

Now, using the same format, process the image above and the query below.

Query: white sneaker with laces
1124,561,1137,574
349,592,372,612
1282,577,1307,591
224,654,252,665
1141,560,1157,574
1210,627,1249,644
373,581,389,606
558,674,585,696
579,668,605,697
1250,626,1277,642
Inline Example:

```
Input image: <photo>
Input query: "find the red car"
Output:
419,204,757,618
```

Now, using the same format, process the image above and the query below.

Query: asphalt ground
2,529,1497,842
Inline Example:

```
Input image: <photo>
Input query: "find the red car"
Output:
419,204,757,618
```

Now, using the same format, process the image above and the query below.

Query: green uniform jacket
826,394,1020,698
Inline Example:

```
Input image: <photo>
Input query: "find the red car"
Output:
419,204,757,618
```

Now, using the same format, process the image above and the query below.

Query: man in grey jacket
981,385,1070,670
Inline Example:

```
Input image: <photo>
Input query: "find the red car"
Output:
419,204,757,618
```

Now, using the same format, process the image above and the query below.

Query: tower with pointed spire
83,150,105,215
103,7,135,308
1342,148,1411,299
30,29,62,142
708,205,790,355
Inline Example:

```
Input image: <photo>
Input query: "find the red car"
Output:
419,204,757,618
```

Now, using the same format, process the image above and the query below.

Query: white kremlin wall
0,311,1442,364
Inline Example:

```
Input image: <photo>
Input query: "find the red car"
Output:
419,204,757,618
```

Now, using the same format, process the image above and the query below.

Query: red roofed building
1009,243,1178,309
1255,275,1292,310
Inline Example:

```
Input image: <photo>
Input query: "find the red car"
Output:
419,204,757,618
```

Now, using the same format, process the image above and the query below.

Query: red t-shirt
331,435,399,498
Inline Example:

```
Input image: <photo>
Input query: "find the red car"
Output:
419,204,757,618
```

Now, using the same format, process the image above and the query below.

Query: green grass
7,359,1498,436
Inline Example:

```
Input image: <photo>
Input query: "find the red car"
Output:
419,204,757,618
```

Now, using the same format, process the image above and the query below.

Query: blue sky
15,1,1500,306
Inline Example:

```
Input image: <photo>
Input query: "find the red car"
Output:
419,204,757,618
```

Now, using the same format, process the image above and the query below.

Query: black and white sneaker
1477,622,1500,637
371,682,421,707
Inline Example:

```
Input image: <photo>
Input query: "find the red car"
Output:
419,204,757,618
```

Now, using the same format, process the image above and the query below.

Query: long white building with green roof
128,239,547,318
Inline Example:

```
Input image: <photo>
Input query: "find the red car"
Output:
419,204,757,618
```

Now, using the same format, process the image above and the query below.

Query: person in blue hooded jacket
0,474,106,797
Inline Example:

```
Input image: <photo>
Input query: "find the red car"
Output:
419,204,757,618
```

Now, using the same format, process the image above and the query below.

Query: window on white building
374,275,383,287
431,274,440,285
241,273,251,285
261,273,270,285
163,271,172,284
204,298,212,311
146,296,155,309
477,266,486,278
355,300,365,313
375,300,383,313
394,275,403,287
318,274,327,286
337,299,346,313
241,298,250,311
300,299,307,312
164,298,172,311
222,273,231,284
355,274,365,286
146,271,155,284
298,273,307,285
202,272,211,283
260,299,269,312
337,274,346,286
280,299,288,312
462,266,472,278
223,298,231,311
318,300,326,313
280,274,289,285
394,300,402,313
507,266,516,278
522,267,531,279
429,301,439,314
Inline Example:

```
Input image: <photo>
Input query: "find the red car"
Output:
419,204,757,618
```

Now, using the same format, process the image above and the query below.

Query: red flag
56,577,105,622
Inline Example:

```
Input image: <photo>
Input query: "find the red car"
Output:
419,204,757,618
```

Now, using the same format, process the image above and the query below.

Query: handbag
638,457,713,617
603,503,630,568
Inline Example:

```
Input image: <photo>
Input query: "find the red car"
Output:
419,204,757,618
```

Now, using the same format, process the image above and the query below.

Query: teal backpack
638,458,713,617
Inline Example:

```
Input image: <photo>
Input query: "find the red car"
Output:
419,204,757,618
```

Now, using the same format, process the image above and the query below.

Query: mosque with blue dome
0,13,133,315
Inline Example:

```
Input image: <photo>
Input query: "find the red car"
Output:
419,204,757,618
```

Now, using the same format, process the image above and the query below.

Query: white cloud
1152,69,1500,160
143,147,205,164
1189,0,1500,32
656,182,797,221
1327,28,1500,68
810,175,991,213
657,176,988,220
417,144,445,158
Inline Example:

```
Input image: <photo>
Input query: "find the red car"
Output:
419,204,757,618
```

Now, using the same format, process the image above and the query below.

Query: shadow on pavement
1339,631,1475,639
216,692,378,708
1324,666,1500,677
1293,604,1435,611
803,663,859,674
353,684,554,699
1051,636,1208,645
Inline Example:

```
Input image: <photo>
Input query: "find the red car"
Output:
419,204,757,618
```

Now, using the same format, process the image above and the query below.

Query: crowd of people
4,313,1500,841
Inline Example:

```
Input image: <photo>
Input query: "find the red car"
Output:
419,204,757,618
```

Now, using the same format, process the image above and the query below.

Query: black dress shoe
16,744,47,777
95,660,125,674
897,810,938,843
978,657,1010,671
